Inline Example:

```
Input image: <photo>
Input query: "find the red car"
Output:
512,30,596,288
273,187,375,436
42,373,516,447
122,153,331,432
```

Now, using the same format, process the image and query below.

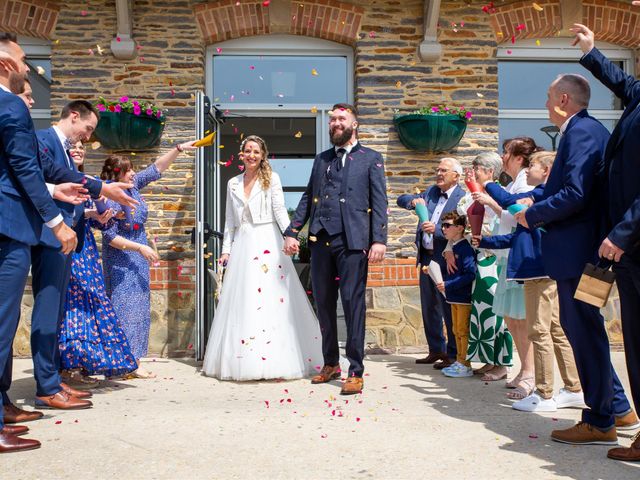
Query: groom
284,103,388,395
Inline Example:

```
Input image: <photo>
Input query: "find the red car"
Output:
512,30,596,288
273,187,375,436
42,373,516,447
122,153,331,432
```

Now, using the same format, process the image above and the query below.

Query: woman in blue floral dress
100,141,195,378
59,141,137,380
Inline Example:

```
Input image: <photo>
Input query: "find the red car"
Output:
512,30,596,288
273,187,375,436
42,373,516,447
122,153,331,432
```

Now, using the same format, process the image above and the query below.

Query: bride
202,135,323,380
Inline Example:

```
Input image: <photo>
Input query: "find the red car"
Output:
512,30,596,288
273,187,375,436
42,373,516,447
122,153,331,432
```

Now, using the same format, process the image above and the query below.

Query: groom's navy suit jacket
284,143,388,249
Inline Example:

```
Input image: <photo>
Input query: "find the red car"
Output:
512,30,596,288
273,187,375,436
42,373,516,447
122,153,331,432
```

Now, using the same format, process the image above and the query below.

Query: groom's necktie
334,147,346,171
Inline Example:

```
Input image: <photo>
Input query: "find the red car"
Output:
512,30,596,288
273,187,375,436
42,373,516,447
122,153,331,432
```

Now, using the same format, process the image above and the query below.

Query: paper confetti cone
414,203,430,223
427,260,445,297
193,131,216,148
467,201,485,236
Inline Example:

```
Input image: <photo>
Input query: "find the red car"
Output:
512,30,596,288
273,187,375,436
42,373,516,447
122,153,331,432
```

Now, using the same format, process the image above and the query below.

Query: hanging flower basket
94,97,166,151
393,106,470,152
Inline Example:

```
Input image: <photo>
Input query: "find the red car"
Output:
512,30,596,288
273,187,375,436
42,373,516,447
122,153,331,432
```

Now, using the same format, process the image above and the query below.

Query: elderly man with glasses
397,157,465,369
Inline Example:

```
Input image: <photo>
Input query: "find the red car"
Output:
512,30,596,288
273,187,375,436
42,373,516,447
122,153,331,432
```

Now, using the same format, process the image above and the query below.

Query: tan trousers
524,278,581,399
451,303,472,367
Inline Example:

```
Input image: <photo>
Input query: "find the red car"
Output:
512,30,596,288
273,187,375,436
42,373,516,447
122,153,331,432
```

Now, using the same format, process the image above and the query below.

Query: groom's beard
330,125,353,147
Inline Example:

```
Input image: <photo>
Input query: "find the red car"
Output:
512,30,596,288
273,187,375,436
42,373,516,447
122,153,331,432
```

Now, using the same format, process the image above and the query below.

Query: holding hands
283,236,300,256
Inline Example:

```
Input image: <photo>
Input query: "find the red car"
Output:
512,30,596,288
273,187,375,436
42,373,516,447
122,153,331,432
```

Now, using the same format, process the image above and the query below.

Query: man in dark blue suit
573,21,640,461
518,73,635,446
29,101,102,411
283,103,387,395
397,158,465,368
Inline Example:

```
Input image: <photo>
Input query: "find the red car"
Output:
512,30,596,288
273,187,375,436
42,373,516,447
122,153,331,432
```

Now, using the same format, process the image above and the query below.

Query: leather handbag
574,261,616,308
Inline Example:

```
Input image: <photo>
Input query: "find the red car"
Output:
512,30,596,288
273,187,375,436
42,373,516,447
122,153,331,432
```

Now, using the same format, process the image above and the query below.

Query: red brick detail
367,258,419,287
0,0,59,39
150,260,195,291
291,0,364,46
489,0,562,44
583,0,640,49
194,0,270,44
194,0,363,46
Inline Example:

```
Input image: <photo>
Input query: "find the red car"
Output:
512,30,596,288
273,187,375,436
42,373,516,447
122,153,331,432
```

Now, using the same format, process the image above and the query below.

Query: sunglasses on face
441,223,455,229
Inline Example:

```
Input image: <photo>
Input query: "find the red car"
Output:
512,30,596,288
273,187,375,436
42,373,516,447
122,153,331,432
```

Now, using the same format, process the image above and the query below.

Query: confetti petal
36,65,45,75
311,68,319,76
532,2,544,11
554,106,568,117
294,131,303,138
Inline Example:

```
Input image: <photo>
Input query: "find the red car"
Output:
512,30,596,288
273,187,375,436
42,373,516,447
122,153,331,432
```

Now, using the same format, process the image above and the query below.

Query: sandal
130,368,157,379
505,372,523,389
506,376,535,400
473,364,495,375
482,366,508,381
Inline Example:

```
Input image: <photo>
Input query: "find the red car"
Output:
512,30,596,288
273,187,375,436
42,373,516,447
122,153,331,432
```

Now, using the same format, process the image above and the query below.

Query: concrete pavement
3,353,639,479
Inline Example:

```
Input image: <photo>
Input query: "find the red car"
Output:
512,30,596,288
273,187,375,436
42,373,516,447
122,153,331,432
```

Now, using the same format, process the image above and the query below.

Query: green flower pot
94,110,165,151
393,113,467,152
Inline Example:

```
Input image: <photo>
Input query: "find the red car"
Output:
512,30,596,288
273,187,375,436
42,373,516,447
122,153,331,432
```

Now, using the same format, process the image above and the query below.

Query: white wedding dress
202,175,323,381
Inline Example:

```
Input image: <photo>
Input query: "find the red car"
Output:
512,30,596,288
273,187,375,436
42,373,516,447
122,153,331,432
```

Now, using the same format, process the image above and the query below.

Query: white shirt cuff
45,214,64,228
47,183,55,196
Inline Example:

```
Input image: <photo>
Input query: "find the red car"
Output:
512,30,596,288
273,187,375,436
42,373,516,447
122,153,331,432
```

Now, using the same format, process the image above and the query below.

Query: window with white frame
498,39,633,151
18,35,51,130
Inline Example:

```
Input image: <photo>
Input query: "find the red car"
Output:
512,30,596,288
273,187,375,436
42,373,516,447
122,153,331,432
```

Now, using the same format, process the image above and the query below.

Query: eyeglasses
441,223,455,229
434,168,453,174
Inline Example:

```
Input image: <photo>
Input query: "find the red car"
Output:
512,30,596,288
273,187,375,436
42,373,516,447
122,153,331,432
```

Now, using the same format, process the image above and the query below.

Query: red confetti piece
81,10,88,16
280,298,284,303
74,419,79,423
321,434,327,438
216,47,222,53
55,420,62,425
241,339,245,344
187,343,193,349
287,399,292,403
133,224,140,230
263,249,271,254
262,0,270,6
368,31,376,38
261,357,266,360
516,23,526,31
238,165,245,171
334,276,340,281
529,434,539,439
116,36,121,42
356,417,361,422
511,35,516,44
264,400,269,408
258,288,261,293
482,2,496,14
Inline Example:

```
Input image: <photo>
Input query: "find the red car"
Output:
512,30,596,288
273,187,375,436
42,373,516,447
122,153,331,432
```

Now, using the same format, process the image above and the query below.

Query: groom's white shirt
222,172,290,254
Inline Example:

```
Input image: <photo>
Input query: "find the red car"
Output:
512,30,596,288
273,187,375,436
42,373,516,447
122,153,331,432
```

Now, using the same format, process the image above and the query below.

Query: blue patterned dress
59,205,137,376
102,164,161,360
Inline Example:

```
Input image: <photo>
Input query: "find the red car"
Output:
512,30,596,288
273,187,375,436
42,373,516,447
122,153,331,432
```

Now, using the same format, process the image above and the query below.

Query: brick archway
489,0,640,49
0,0,59,40
194,0,364,46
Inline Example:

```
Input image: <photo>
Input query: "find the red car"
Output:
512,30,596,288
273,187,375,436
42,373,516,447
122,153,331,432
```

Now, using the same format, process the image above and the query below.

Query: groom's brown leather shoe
311,365,341,384
3,404,43,424
340,377,364,395
608,433,640,462
0,431,41,453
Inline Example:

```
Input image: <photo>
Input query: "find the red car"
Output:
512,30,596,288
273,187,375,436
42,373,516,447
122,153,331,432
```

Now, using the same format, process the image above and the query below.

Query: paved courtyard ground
4,353,639,479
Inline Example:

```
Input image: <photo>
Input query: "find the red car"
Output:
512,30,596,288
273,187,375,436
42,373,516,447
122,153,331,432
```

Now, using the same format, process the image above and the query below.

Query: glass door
195,91,221,361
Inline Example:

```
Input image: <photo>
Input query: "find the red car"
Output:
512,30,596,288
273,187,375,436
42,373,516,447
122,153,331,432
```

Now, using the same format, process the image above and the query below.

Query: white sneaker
554,388,586,409
443,364,473,378
513,392,558,412
441,361,463,375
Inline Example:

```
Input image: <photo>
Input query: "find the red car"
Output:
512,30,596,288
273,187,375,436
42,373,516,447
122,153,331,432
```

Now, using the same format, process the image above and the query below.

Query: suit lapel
229,176,244,203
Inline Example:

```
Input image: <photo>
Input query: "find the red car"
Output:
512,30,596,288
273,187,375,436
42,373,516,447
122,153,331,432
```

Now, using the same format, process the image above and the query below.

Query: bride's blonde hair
240,135,272,190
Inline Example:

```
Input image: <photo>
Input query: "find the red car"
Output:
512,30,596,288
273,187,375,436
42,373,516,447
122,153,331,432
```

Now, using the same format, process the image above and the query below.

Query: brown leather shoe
433,358,455,370
340,376,364,395
35,391,92,410
551,421,618,445
415,353,448,365
608,433,640,461
311,365,341,384
3,404,43,424
615,410,640,431
0,432,41,453
1,425,29,436
60,382,92,399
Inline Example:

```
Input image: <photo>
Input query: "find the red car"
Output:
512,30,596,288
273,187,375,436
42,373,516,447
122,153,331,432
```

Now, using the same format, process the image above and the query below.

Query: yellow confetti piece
532,2,544,12
310,106,318,113
554,106,568,117
91,141,101,150
535,39,541,46
476,92,484,98
309,236,317,242
36,66,45,75
219,145,224,148
497,31,504,37
261,264,269,273
421,265,429,273
185,172,193,179
311,68,319,76
130,152,136,156
414,187,421,194
96,44,104,55
395,80,402,88
294,131,303,138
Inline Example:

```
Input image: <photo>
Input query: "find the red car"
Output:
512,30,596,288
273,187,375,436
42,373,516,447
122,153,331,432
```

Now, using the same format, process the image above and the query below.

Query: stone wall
7,0,625,356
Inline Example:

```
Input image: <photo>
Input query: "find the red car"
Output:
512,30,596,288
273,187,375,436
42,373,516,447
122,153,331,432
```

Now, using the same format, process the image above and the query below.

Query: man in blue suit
283,103,387,395
518,73,635,446
397,158,465,369
29,101,103,411
573,22,640,461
